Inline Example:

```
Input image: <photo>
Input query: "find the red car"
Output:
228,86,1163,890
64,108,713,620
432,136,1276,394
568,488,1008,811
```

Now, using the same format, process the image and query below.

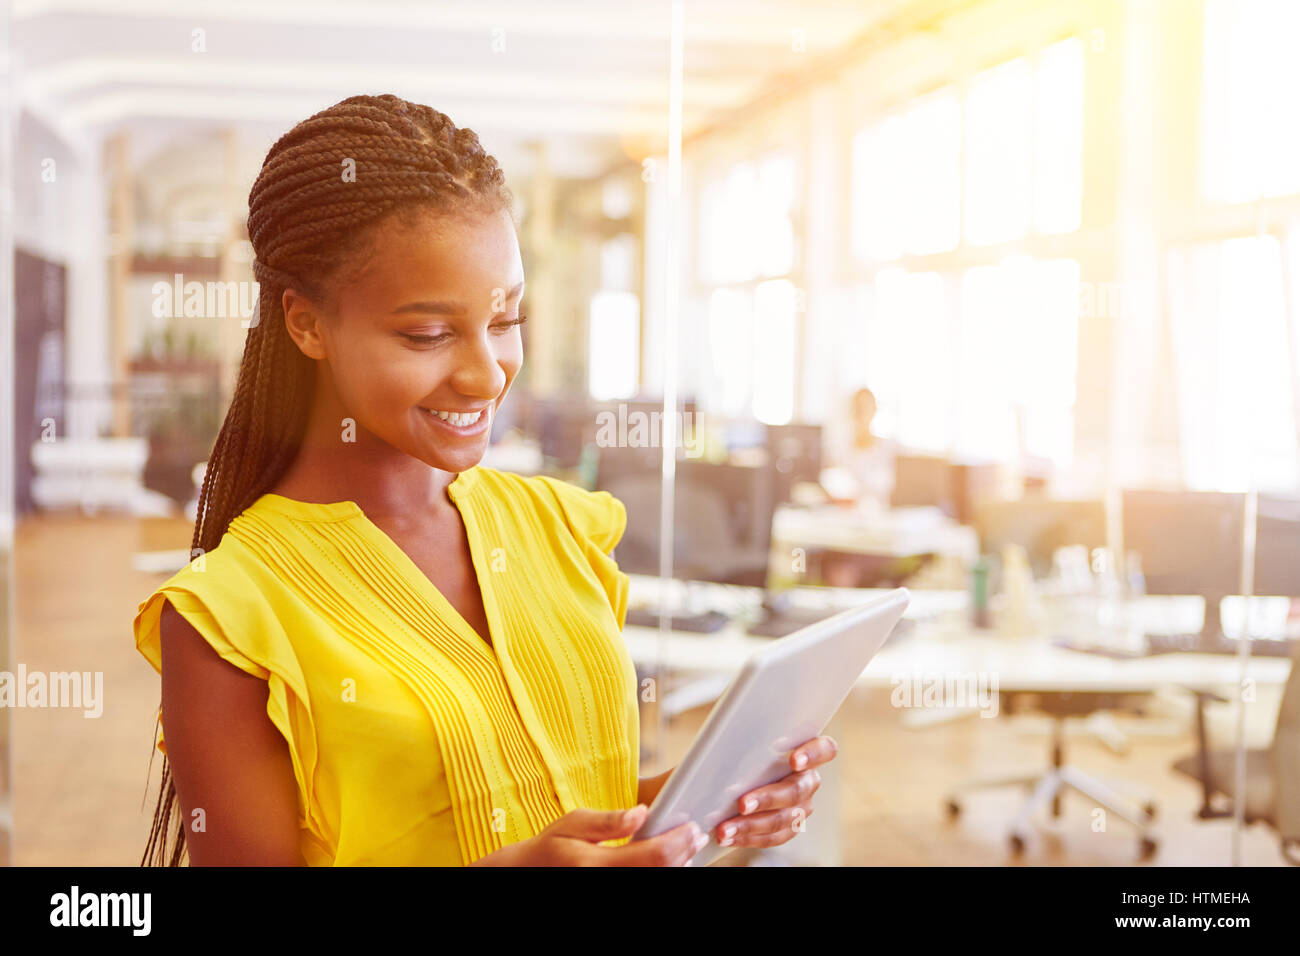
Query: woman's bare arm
159,599,306,865
637,768,673,806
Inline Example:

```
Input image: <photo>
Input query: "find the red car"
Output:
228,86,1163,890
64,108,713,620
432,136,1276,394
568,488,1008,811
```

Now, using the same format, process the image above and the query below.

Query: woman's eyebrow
392,280,524,316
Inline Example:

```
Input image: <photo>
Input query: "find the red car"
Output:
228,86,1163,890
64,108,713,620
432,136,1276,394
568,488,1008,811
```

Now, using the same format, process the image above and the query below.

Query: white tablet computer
631,588,910,866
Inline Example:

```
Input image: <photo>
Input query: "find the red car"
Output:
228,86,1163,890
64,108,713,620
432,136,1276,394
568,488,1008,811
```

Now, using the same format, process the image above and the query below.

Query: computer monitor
973,498,1107,579
765,423,823,503
1253,493,1300,597
1120,489,1246,640
596,456,776,588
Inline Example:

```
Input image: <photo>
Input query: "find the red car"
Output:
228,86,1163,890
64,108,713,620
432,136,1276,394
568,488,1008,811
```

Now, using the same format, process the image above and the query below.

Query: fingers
717,803,816,848
590,820,706,866
789,735,838,772
735,767,822,817
549,804,647,842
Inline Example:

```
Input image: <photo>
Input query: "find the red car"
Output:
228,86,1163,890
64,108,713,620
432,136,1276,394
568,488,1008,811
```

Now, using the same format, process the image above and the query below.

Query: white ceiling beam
63,88,710,137
13,0,862,48
25,55,753,108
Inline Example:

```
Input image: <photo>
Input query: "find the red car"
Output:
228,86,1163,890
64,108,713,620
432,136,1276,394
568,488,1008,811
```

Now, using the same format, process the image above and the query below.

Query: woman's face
302,206,525,476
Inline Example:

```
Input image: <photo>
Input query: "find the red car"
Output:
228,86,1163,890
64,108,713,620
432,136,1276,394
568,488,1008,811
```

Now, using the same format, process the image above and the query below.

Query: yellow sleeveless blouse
132,465,639,865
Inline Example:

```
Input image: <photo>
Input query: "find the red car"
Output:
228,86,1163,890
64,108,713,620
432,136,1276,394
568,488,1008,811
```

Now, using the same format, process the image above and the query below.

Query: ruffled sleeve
533,475,631,630
132,538,331,854
133,545,293,753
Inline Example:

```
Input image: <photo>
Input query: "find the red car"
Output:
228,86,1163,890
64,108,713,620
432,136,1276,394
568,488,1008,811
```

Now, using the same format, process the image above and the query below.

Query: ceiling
11,0,925,181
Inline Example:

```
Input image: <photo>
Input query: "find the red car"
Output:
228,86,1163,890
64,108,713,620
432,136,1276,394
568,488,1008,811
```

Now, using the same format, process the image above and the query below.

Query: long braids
142,94,515,866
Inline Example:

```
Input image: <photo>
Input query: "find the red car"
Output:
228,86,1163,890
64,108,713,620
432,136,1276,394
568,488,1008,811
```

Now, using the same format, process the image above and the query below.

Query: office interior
2,0,1299,867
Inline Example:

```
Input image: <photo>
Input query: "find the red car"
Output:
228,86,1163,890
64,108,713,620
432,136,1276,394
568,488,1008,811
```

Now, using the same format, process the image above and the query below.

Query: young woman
133,94,837,866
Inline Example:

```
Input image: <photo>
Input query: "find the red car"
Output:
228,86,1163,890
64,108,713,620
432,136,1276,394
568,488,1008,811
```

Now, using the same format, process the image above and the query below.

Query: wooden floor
8,511,1294,866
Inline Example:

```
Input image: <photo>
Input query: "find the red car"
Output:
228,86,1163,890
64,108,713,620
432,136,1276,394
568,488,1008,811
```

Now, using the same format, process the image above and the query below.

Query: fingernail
623,804,644,825
693,832,708,851
742,797,756,814
794,753,807,770
719,825,735,846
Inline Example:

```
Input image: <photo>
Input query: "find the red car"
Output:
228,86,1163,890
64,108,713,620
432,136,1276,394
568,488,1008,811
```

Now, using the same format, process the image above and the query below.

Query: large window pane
1201,0,1300,202
964,57,1033,246
752,279,797,425
757,154,796,277
957,256,1079,464
701,153,796,283
706,287,753,417
852,115,907,262
852,90,961,260
588,291,639,401
1169,236,1297,490
1034,37,1084,234
871,267,954,451
904,90,962,255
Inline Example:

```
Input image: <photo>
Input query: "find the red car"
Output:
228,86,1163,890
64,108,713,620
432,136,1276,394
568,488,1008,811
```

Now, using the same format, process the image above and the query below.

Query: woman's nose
450,332,508,397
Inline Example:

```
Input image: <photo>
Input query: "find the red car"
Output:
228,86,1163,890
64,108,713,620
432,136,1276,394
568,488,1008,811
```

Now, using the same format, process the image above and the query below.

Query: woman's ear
282,288,328,361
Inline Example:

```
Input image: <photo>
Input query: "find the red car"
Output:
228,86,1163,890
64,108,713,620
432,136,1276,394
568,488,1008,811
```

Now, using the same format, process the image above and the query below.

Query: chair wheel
944,799,961,820
1009,834,1025,855
1139,836,1158,859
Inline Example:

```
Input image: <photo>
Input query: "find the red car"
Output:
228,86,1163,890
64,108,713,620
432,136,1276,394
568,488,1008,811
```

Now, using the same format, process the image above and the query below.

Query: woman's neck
271,380,457,522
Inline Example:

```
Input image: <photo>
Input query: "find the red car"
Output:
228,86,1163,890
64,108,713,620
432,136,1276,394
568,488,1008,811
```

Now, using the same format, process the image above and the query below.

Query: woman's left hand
712,735,837,851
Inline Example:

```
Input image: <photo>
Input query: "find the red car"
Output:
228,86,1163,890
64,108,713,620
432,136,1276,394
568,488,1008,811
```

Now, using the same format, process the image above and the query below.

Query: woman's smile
418,403,493,439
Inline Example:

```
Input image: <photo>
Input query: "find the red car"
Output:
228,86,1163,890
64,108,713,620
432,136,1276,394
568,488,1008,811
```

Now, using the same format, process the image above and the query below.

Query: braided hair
142,94,516,866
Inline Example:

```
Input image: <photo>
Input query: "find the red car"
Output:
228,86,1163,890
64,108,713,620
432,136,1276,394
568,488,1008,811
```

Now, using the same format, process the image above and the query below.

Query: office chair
943,690,1159,858
1170,641,1300,865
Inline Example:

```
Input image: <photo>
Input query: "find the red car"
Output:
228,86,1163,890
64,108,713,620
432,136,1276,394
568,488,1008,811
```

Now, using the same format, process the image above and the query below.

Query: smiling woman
129,94,713,867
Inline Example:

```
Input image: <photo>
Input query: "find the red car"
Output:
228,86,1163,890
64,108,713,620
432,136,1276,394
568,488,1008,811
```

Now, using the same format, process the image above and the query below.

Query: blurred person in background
821,386,907,587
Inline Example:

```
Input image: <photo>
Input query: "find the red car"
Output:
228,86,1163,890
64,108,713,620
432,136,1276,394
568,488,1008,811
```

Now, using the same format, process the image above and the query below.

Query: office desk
770,503,979,560
622,578,1292,693
622,578,1292,864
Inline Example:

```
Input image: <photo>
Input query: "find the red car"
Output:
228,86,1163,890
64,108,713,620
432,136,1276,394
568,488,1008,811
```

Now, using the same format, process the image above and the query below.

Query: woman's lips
419,405,491,437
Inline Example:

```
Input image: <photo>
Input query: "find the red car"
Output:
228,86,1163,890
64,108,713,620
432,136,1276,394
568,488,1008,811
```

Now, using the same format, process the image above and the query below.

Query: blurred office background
2,0,1299,866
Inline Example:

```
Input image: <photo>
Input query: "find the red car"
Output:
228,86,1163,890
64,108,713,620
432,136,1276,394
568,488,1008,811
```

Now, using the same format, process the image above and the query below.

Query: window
867,268,955,451
752,279,797,425
704,280,798,426
1201,0,1300,203
957,256,1079,465
588,292,639,401
698,152,799,420
852,88,962,260
1034,37,1085,234
849,38,1085,464
700,152,796,283
1166,234,1299,491
964,57,1034,246
962,40,1084,244
705,287,752,418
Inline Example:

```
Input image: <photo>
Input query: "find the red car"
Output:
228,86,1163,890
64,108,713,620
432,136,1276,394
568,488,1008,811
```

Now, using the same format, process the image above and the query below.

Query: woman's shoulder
132,531,287,681
134,532,280,627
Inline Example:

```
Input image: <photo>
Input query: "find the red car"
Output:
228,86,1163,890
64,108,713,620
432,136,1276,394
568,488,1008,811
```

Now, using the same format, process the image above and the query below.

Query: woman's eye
400,314,526,346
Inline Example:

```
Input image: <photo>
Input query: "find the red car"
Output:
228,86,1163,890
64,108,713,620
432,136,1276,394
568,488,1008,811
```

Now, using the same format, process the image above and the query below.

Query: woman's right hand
471,805,706,866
